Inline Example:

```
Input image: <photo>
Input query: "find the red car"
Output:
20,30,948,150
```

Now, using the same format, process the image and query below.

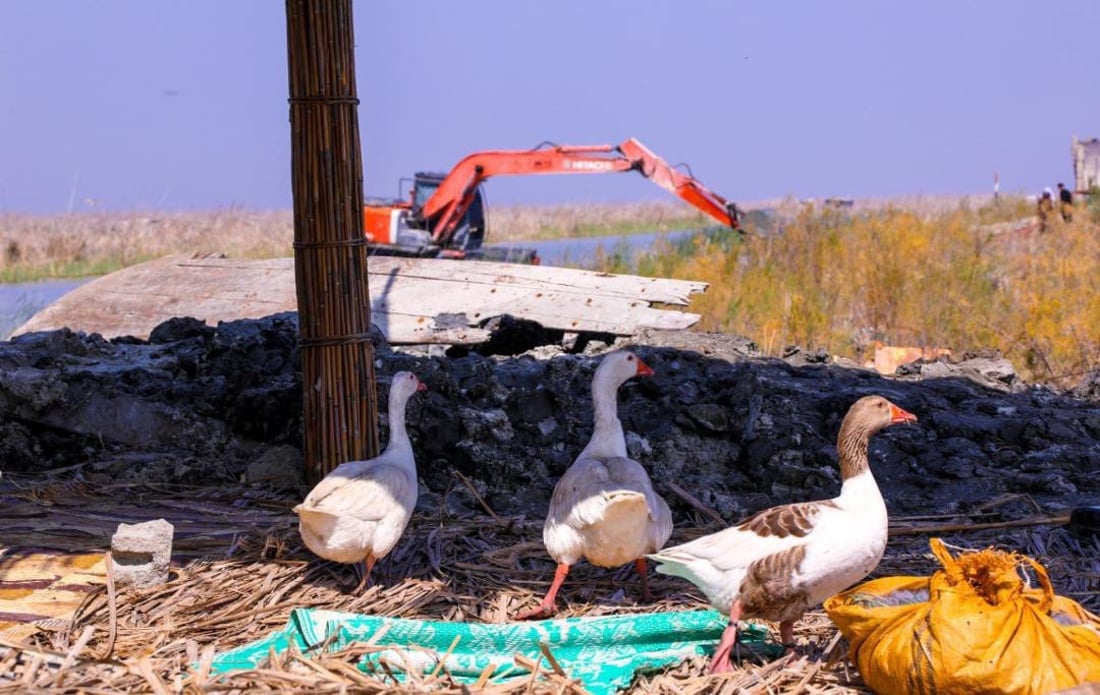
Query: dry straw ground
1,471,1096,694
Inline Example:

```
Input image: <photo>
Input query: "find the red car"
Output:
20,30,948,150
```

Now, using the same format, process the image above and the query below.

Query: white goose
648,395,917,673
295,371,426,592
514,350,673,620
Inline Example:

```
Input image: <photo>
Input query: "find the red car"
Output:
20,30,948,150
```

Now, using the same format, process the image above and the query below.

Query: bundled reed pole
285,0,379,484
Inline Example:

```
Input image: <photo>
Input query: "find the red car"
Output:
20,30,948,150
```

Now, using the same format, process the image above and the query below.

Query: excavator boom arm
617,138,740,231
420,138,739,246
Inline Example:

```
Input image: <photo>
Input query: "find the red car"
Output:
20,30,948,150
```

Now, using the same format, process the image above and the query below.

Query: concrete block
110,518,174,588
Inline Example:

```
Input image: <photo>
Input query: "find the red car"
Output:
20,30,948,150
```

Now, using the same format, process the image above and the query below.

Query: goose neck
383,391,413,457
584,377,627,459
836,423,871,479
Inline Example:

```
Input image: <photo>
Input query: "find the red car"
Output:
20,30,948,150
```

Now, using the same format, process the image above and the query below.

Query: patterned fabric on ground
208,607,781,694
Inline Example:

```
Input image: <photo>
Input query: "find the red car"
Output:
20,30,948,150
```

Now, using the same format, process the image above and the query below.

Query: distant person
1038,188,1055,233
1057,182,1073,222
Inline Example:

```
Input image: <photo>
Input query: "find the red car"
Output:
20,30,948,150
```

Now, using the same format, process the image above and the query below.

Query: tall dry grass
0,202,707,283
0,209,295,283
487,200,713,241
619,195,1100,386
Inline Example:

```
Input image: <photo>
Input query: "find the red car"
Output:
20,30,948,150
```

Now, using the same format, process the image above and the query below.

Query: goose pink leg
354,555,378,594
709,599,744,674
514,562,570,620
780,620,796,654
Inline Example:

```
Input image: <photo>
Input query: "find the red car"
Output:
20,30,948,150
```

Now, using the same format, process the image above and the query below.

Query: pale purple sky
1,1,1097,214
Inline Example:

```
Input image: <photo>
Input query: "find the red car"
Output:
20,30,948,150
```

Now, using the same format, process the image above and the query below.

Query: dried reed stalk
285,0,379,483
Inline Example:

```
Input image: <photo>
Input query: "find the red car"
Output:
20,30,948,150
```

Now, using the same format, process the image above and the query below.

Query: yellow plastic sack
824,538,1100,695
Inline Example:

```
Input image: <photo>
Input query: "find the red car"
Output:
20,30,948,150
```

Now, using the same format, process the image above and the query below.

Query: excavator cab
411,172,486,254
364,170,519,260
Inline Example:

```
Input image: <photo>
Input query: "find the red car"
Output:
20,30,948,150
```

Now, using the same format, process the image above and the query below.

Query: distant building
1071,136,1100,193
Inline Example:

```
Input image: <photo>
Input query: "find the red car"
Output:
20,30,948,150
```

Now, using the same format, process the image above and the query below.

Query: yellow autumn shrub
609,197,1100,385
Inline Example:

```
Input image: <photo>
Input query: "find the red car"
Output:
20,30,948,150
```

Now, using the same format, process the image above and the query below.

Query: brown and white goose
513,350,673,620
295,371,426,592
648,395,916,673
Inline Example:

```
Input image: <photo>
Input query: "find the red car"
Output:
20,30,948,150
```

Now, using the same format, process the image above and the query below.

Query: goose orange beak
889,403,917,425
635,358,655,377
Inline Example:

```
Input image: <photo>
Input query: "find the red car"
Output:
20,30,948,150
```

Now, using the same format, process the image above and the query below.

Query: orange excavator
363,137,741,264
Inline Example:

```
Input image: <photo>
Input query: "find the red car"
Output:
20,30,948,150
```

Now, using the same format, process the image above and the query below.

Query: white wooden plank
172,255,708,307
368,279,700,335
363,256,708,306
15,254,707,343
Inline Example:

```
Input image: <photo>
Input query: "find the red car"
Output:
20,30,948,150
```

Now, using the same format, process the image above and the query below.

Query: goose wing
655,499,836,573
550,456,666,524
297,461,415,523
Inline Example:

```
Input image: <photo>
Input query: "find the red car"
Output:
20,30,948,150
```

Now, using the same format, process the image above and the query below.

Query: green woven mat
207,607,781,694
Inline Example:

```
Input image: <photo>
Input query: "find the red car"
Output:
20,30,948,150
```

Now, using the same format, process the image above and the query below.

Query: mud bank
1,314,1097,523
